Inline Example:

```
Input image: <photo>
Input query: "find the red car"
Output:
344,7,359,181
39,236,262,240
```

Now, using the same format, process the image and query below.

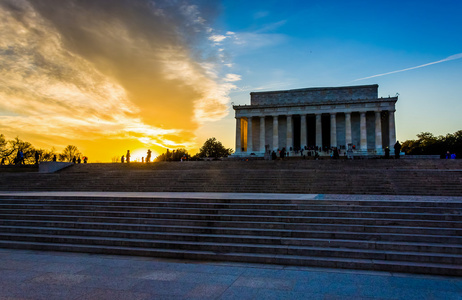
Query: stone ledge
39,162,73,173
402,155,441,159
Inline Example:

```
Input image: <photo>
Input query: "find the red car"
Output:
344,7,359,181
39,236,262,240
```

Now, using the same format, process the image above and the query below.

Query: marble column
235,117,241,153
286,115,293,150
316,114,322,148
389,110,396,149
273,115,279,150
247,117,253,153
330,113,337,147
260,116,265,152
375,111,382,152
345,112,352,146
300,114,307,148
360,112,367,151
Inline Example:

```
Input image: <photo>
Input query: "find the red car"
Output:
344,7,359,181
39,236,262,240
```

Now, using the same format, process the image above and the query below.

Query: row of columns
236,111,396,154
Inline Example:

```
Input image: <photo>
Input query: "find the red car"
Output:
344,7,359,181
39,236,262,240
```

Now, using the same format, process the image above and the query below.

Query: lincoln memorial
233,84,398,157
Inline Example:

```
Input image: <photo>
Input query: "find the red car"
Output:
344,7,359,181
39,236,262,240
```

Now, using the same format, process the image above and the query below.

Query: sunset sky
1,0,461,162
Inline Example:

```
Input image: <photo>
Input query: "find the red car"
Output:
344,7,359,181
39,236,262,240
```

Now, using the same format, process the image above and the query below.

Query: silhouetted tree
59,145,82,162
39,148,57,162
401,130,462,158
5,137,36,165
0,134,7,162
155,148,189,162
197,137,233,159
26,147,55,163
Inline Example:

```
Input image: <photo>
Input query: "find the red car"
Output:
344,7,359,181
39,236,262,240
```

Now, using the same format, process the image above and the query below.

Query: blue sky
200,0,462,148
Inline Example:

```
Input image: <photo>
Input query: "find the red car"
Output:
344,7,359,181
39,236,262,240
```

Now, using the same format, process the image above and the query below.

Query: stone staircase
0,194,461,275
0,159,461,195
0,160,461,275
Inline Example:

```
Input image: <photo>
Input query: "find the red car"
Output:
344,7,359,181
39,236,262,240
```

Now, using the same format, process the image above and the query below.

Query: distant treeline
0,134,83,165
401,130,462,158
155,137,233,162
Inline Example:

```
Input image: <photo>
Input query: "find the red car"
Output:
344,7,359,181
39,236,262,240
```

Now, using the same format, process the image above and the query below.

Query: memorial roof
248,84,379,107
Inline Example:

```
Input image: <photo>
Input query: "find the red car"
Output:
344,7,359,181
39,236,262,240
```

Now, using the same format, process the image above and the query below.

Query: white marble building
233,84,397,157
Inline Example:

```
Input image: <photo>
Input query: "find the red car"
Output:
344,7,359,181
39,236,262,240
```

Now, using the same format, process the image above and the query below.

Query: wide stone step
0,240,460,276
1,226,460,254
1,209,461,227
1,219,460,240
1,213,460,231
2,195,461,208
2,205,462,222
1,202,461,214
1,232,461,265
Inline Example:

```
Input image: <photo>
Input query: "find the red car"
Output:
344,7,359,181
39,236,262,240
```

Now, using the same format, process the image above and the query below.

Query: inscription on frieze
251,84,378,106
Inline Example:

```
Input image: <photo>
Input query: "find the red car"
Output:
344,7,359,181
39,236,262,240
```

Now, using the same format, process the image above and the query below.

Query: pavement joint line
1,191,462,202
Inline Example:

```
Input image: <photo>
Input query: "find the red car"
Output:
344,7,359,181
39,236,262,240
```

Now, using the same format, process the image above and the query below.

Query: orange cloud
0,0,238,161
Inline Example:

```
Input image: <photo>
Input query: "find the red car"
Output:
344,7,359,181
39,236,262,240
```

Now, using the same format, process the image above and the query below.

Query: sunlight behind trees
58,145,82,162
0,134,87,165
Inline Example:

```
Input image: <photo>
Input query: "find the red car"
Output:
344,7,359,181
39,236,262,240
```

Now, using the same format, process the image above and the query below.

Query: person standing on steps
146,149,151,163
35,151,40,165
126,150,130,163
121,155,124,163
394,141,401,159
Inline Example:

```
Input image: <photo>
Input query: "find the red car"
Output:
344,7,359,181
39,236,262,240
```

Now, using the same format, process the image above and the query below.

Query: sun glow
128,149,159,163
0,1,236,162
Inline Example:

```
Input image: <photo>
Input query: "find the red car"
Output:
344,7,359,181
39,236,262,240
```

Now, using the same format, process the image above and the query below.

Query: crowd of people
266,141,407,160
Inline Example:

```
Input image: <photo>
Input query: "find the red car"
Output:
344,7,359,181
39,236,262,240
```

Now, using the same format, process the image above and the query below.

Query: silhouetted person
384,147,390,159
121,155,125,163
16,150,23,165
72,156,76,164
53,155,57,162
394,141,401,159
35,151,40,165
146,149,151,163
83,156,88,163
142,157,144,163
78,157,81,164
271,151,277,160
332,147,339,159
126,150,130,163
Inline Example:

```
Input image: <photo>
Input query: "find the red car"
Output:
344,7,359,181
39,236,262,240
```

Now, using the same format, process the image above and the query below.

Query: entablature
234,97,397,118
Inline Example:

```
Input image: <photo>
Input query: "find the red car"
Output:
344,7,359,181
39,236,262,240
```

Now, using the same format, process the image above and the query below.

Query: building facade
233,84,397,157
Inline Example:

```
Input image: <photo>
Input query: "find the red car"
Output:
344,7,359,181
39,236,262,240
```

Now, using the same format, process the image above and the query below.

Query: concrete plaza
1,248,461,300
